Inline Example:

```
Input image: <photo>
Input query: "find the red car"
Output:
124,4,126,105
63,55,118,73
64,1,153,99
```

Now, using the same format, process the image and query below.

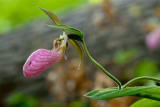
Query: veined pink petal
23,49,61,78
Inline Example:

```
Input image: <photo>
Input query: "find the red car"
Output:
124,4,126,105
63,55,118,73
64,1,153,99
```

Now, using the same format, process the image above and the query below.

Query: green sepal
38,7,62,25
84,86,160,101
67,33,83,42
68,39,83,70
47,25,84,38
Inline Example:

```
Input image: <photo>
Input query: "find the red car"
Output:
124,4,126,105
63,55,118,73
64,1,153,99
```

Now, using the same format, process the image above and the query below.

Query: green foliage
131,99,160,107
68,100,90,107
85,86,160,101
7,92,90,107
134,59,158,77
0,0,86,34
7,92,39,107
69,101,83,107
88,0,103,4
113,48,137,64
51,103,62,107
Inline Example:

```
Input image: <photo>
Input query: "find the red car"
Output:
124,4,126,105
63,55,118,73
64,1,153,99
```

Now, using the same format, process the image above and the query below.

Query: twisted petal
23,49,61,78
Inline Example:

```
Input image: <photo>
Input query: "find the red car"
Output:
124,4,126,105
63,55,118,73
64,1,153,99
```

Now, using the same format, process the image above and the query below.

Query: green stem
122,76,160,89
81,39,122,89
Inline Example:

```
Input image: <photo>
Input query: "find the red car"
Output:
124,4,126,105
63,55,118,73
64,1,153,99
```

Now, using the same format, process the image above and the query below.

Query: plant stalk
81,39,122,89
122,76,160,89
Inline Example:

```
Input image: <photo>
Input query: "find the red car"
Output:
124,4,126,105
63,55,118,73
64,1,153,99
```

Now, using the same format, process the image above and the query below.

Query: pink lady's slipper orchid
23,34,67,78
146,25,160,50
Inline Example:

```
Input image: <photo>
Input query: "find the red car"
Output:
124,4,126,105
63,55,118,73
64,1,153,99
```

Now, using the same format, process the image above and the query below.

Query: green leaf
85,86,160,100
68,39,83,70
131,99,160,107
67,33,83,42
47,25,84,38
133,88,160,101
39,7,62,25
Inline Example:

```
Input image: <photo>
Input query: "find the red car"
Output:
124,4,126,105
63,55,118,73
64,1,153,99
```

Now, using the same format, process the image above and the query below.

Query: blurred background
0,0,160,107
